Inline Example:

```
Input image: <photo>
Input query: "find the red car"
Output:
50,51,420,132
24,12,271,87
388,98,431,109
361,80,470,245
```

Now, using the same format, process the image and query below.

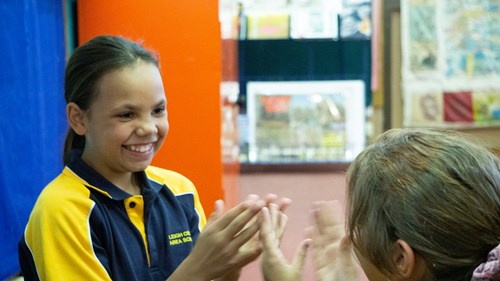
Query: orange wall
77,1,223,214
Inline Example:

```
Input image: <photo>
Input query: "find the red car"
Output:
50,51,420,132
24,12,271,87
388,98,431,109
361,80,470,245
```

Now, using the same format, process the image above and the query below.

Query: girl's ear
393,239,415,279
67,102,87,136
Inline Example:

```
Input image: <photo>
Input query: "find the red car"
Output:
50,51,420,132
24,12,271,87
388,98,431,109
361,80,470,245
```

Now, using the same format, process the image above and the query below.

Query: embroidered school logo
168,230,192,246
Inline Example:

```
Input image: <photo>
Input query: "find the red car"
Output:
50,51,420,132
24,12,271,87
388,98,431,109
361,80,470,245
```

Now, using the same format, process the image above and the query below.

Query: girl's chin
126,158,154,172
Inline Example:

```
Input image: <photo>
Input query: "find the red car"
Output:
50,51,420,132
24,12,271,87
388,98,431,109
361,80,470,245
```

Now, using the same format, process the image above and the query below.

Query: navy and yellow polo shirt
18,154,206,281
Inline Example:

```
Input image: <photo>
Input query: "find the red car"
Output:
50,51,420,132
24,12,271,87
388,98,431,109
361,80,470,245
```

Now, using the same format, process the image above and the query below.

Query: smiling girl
18,35,270,281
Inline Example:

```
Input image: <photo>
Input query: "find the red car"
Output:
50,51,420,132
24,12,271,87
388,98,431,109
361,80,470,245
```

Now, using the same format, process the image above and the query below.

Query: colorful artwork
443,0,500,78
246,13,290,39
254,93,346,149
340,0,371,38
473,90,500,124
408,0,438,72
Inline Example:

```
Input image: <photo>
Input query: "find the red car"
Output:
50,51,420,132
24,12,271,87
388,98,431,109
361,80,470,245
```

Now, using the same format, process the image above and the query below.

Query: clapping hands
259,200,358,281
169,194,293,281
308,201,357,281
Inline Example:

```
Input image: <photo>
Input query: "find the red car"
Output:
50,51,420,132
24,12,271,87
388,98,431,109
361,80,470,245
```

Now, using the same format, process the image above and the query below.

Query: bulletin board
401,0,500,128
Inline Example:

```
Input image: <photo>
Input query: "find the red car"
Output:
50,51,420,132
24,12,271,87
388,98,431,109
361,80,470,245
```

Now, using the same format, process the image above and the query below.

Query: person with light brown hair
260,128,500,281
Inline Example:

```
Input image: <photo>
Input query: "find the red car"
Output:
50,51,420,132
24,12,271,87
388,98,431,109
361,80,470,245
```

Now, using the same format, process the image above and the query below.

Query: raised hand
219,193,294,281
309,201,357,281
260,203,310,281
216,193,290,281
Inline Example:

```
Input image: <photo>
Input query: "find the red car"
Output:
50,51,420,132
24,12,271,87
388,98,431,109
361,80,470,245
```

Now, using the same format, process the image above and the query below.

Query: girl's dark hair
346,128,500,281
63,35,159,165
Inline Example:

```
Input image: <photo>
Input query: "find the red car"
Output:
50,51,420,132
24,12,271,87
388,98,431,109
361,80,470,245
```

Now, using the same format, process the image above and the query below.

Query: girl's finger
259,207,278,249
269,203,279,229
276,213,288,242
222,200,265,237
210,198,262,232
232,219,260,247
278,197,292,212
290,239,311,273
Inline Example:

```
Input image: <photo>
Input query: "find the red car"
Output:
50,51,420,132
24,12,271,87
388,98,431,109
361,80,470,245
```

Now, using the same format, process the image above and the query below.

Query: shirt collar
67,149,158,200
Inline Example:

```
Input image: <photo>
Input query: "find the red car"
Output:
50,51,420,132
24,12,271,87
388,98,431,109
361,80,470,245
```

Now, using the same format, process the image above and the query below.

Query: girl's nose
136,118,158,136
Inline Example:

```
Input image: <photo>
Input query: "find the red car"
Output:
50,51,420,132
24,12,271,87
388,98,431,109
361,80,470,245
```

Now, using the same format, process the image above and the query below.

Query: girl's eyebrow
114,99,166,111
110,103,137,112
155,99,167,107
119,104,136,110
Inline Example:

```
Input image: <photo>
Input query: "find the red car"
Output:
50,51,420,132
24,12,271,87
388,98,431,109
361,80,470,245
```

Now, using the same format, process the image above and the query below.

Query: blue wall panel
0,0,66,278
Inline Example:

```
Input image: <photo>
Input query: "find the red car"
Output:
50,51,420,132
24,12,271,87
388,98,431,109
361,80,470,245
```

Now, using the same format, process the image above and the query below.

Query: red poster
443,91,473,122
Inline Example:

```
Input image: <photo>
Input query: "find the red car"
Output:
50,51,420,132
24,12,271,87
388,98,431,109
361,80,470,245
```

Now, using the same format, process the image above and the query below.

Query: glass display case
246,80,365,163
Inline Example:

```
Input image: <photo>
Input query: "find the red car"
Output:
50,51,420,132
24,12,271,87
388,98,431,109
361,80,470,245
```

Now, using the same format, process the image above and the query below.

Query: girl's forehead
93,62,165,105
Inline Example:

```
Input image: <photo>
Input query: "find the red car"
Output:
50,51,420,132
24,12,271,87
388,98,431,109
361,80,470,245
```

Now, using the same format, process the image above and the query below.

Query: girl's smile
124,143,155,153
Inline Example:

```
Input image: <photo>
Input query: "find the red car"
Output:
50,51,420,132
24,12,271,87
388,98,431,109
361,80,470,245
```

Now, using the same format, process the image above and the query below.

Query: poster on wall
246,12,290,39
443,1,500,79
406,0,438,75
401,0,500,128
340,0,372,39
246,81,365,163
290,9,339,39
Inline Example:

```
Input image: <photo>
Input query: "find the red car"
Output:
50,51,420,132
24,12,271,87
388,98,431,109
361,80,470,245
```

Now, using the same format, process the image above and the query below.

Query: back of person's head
63,35,159,165
346,128,500,281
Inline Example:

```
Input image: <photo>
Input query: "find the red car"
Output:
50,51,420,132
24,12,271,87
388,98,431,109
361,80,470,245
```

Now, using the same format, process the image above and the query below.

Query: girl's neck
92,169,141,195
81,154,142,195
115,173,141,196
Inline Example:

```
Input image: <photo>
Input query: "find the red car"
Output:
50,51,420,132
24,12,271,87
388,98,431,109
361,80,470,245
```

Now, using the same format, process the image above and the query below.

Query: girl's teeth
128,144,151,152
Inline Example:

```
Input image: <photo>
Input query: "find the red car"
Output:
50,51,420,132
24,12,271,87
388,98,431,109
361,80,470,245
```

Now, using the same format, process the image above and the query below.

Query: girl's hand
309,201,357,281
263,194,292,243
217,194,293,281
169,197,265,281
260,203,310,281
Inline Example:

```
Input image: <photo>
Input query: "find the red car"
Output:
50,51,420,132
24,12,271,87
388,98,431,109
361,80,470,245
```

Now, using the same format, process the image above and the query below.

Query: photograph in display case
290,9,339,39
246,80,365,163
246,12,290,39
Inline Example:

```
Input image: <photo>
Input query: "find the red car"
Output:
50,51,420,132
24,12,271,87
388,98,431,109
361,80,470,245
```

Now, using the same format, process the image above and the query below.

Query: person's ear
393,239,415,279
67,102,87,136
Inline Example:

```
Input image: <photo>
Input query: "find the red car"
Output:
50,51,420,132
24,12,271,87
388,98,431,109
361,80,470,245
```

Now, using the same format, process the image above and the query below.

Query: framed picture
246,12,290,40
290,9,339,39
246,80,366,163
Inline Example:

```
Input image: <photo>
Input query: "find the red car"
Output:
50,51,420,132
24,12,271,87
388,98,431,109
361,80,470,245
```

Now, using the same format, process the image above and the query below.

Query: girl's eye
119,112,134,119
153,107,166,115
